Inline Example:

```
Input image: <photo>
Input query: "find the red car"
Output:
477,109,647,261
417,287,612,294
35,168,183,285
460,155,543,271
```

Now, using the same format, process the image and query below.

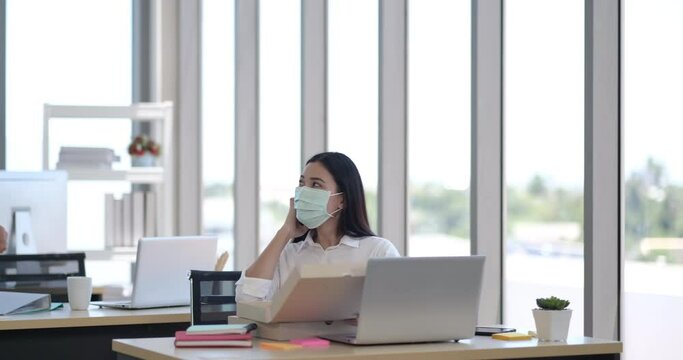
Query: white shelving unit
42,102,175,257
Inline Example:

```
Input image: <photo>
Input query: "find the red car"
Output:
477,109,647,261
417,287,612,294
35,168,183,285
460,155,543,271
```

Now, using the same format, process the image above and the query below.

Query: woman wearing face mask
236,152,400,302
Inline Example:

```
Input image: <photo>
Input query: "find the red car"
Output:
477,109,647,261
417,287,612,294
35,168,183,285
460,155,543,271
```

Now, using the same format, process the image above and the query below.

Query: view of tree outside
407,0,471,256
623,0,683,358
503,0,585,336
202,0,235,269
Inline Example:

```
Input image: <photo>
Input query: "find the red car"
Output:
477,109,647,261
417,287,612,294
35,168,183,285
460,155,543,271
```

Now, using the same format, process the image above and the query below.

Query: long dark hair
294,152,375,242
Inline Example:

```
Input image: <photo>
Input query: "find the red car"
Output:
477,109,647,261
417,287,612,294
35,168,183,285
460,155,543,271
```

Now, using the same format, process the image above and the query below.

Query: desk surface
0,304,190,330
113,336,622,360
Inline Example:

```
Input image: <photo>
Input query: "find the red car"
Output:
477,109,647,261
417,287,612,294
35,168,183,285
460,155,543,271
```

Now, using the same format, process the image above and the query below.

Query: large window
202,0,235,269
407,0,471,257
6,0,131,171
328,0,379,230
624,1,683,358
259,0,301,252
504,0,584,336
6,0,131,262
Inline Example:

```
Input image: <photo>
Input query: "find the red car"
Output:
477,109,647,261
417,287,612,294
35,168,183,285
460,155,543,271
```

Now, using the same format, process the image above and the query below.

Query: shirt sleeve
370,237,401,258
235,263,283,302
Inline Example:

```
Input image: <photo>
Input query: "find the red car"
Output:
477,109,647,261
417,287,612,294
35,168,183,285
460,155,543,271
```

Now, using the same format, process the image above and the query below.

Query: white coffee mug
67,276,92,311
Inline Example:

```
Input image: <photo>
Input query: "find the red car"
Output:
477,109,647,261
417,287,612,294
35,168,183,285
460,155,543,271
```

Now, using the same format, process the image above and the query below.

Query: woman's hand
280,197,308,240
245,199,306,279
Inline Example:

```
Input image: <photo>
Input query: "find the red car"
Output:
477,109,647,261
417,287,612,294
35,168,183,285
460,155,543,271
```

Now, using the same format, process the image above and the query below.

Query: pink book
174,331,253,348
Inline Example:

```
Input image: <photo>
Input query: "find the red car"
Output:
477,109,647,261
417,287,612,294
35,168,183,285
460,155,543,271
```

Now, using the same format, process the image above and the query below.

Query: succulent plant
536,296,570,310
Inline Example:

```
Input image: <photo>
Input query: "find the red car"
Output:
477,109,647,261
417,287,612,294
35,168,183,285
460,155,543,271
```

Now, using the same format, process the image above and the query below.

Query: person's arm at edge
0,225,7,253
244,198,306,280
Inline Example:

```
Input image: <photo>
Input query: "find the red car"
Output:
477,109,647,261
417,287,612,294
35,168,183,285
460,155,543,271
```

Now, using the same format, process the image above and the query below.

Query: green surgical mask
294,186,343,229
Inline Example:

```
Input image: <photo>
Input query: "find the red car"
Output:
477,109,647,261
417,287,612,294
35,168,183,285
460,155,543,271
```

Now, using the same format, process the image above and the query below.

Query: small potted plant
533,296,572,342
128,135,161,167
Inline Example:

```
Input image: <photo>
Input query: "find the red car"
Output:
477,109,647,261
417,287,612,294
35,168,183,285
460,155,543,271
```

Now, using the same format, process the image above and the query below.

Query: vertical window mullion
472,0,504,325
177,0,202,235
378,0,407,254
301,0,327,163
234,0,259,270
584,0,621,341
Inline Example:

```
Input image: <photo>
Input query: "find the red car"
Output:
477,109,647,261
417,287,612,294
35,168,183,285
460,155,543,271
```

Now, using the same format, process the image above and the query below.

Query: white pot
532,309,572,342
132,153,157,167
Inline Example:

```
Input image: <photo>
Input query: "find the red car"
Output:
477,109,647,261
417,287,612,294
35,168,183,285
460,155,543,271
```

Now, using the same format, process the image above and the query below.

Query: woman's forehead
302,162,333,181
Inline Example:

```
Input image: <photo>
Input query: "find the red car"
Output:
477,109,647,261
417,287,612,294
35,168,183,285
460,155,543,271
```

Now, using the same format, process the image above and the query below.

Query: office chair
0,252,89,302
188,270,241,325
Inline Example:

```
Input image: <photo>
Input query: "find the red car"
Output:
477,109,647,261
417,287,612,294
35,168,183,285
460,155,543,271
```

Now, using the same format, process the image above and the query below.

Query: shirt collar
339,235,360,248
296,233,360,252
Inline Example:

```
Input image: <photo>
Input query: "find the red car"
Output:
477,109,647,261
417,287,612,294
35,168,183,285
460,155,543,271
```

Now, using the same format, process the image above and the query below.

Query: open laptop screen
95,236,217,309
328,256,485,344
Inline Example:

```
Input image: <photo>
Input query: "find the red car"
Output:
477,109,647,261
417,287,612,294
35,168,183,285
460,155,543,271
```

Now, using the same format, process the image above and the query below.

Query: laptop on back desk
92,236,217,309
322,256,485,345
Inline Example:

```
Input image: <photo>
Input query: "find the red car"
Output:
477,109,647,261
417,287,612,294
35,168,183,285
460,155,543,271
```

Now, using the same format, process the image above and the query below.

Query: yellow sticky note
492,332,533,341
260,342,304,351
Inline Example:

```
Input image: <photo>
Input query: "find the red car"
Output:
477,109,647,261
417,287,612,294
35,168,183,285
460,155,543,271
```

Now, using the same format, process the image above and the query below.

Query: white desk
0,304,190,360
113,336,622,360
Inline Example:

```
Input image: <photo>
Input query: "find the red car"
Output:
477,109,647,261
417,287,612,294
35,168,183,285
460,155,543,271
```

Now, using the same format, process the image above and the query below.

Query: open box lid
236,262,366,323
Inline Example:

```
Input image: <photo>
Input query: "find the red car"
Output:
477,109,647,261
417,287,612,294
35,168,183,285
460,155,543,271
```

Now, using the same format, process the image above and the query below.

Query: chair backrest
0,252,86,302
188,270,241,325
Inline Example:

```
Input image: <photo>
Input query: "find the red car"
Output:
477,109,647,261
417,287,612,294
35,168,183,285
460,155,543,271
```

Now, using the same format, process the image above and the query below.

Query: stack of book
104,191,157,249
174,323,257,348
57,147,120,170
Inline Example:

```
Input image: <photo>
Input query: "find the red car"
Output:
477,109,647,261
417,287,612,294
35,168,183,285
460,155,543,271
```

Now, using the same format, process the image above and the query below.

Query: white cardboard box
236,262,366,323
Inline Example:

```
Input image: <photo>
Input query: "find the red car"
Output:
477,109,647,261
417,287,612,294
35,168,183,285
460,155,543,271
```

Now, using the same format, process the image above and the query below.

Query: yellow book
492,332,533,341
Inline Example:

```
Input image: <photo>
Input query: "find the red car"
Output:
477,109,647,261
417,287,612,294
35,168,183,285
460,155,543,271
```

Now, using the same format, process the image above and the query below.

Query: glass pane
407,0,471,257
328,0,379,230
202,0,236,269
504,0,584,336
259,0,301,252
6,0,131,171
624,1,683,358
6,0,132,252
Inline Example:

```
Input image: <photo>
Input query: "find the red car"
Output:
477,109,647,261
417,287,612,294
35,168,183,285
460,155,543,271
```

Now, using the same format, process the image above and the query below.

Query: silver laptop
92,236,217,309
322,256,485,345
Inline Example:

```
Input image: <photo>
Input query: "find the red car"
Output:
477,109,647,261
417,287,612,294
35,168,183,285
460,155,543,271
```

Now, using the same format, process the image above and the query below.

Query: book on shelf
60,146,117,155
144,191,156,237
186,323,257,335
57,146,120,170
59,146,118,159
122,193,133,247
0,291,51,316
56,161,115,170
104,194,115,249
104,191,157,248
132,191,145,247
113,197,123,247
174,331,253,348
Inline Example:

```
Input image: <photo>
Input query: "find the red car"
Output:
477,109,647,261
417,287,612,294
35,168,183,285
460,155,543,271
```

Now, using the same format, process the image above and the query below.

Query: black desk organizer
188,269,242,325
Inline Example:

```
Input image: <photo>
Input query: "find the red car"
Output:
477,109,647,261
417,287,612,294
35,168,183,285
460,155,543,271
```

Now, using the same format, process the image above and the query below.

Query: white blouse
235,233,400,302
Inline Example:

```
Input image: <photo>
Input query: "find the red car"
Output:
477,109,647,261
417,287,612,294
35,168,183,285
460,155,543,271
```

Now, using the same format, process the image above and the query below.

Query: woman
236,152,399,302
